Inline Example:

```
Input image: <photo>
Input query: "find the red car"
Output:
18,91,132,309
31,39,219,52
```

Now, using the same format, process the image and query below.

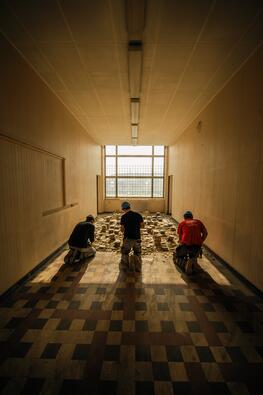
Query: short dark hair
121,201,131,210
183,211,193,219
86,214,95,222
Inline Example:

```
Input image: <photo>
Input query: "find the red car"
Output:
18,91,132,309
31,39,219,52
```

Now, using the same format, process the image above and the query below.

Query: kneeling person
120,202,144,272
64,214,96,264
174,211,207,274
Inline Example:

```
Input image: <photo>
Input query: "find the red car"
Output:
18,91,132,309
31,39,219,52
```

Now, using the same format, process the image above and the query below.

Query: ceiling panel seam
2,1,96,142
56,0,112,133
108,0,128,120
158,0,217,130
173,6,263,138
142,0,163,124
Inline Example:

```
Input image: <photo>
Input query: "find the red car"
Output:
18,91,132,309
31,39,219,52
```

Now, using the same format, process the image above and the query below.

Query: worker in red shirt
174,211,208,274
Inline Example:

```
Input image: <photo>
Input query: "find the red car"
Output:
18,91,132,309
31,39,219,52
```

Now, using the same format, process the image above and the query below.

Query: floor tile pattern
0,251,262,394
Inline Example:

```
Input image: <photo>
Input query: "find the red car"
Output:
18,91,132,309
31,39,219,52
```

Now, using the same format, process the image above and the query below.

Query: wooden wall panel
0,34,100,295
168,44,263,291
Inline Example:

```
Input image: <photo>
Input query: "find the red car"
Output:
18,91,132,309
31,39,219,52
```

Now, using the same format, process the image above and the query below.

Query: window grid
105,146,165,198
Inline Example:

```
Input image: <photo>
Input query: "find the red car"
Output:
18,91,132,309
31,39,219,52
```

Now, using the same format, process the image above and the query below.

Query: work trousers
64,245,96,264
120,238,142,271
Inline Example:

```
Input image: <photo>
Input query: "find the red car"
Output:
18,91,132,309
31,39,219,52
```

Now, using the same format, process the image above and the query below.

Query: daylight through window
105,146,165,198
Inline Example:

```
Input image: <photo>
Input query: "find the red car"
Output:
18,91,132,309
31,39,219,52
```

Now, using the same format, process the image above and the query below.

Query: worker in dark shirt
64,215,96,264
174,211,208,274
120,201,144,272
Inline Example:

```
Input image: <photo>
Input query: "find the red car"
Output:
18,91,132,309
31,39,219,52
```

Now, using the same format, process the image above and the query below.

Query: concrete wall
0,34,100,295
169,44,263,291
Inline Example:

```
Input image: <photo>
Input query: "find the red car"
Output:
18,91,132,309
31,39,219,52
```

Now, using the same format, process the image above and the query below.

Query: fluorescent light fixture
131,137,138,145
131,124,138,138
131,98,140,124
125,0,146,40
128,42,142,98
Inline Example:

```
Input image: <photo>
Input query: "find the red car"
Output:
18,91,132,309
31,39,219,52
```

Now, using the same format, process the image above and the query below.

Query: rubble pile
93,212,179,255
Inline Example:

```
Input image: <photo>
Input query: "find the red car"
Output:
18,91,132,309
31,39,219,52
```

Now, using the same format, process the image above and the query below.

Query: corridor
0,249,262,394
0,0,263,393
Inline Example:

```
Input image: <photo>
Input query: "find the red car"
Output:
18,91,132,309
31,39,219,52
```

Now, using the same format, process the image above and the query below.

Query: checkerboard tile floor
0,251,262,394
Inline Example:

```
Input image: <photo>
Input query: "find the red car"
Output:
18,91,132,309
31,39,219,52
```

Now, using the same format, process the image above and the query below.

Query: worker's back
178,219,205,246
68,221,94,248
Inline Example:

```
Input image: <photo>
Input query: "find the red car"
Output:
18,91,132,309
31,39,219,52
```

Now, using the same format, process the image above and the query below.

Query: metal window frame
104,145,165,198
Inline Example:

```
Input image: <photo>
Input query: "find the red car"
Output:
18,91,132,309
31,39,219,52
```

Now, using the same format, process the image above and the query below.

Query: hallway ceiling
0,0,263,145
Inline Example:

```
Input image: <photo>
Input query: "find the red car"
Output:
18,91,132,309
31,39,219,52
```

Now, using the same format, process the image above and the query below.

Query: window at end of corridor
105,146,165,198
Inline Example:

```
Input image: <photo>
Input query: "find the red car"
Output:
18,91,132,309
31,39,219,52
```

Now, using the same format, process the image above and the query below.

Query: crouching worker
64,215,96,264
173,211,207,274
120,201,144,272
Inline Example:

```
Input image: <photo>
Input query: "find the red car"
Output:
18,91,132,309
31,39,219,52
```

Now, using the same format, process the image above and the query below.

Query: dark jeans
173,244,201,273
175,244,201,259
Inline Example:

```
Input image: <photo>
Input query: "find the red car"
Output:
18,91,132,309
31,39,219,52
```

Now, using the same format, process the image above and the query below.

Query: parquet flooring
0,250,262,394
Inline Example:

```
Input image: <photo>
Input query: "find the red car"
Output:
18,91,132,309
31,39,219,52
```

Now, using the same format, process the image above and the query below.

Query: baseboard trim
0,242,67,301
202,244,263,298
172,217,262,298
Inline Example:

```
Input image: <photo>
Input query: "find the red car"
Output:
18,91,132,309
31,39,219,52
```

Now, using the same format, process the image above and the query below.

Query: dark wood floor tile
24,300,38,308
68,301,81,310
136,381,154,395
179,303,193,311
46,301,58,309
97,380,117,395
83,341,106,381
59,379,87,395
200,303,215,312
57,287,69,294
185,363,212,395
112,302,124,310
52,309,111,320
9,342,33,358
90,301,103,311
186,321,201,333
160,320,175,333
152,362,171,381
83,319,97,331
173,288,185,295
226,347,248,364
72,344,90,360
166,346,183,362
5,317,24,329
104,345,120,361
135,345,151,361
185,362,207,383
208,383,231,395
172,382,192,394
211,321,228,333
57,319,71,330
196,346,215,362
109,320,122,331
135,320,148,332
29,318,48,329
135,302,147,311
75,288,87,294
236,321,255,333
96,287,107,295
21,378,45,395
41,343,61,359
193,289,204,296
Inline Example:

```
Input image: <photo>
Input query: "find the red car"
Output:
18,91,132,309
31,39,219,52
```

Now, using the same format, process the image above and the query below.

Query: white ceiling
0,0,263,145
